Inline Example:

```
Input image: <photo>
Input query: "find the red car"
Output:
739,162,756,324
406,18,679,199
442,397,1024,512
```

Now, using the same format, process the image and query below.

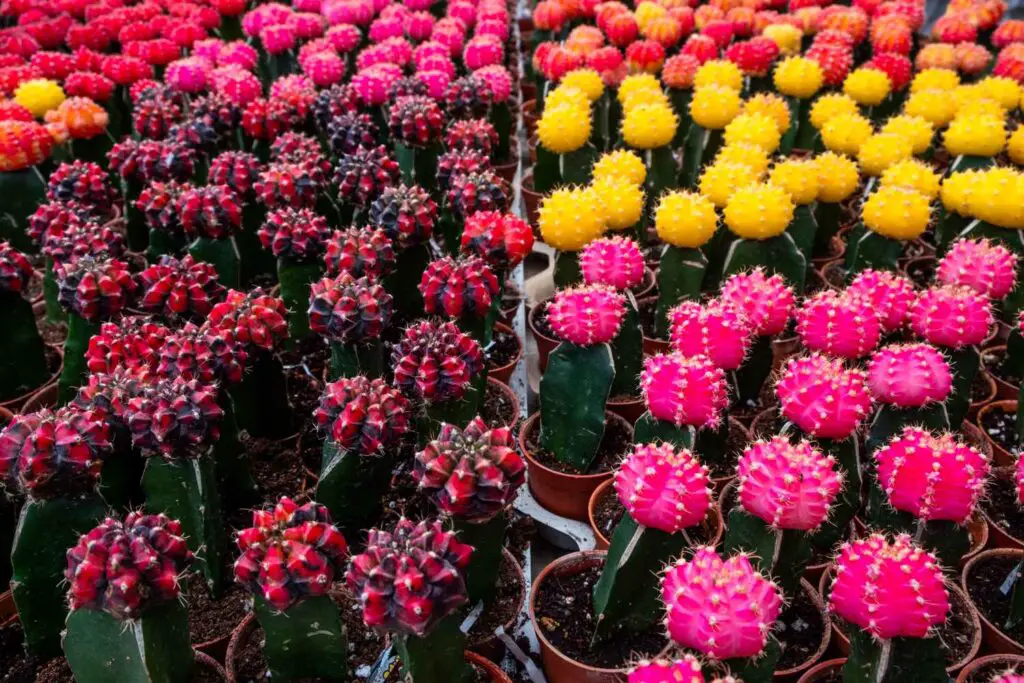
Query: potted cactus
651,191,717,337
324,227,397,284
720,181,807,292
812,152,862,259
390,95,445,189
0,242,50,403
774,55,825,152
309,271,393,379
0,407,110,657
137,180,194,260
847,186,932,275
937,238,1020,320
866,343,953,448
39,214,126,325
534,84,595,190
333,145,401,226
795,290,881,362
846,270,916,344
370,183,437,315
420,256,501,346
827,534,951,682
179,184,244,289
233,497,350,681
313,376,410,538
444,170,511,252
536,187,607,287
62,513,198,683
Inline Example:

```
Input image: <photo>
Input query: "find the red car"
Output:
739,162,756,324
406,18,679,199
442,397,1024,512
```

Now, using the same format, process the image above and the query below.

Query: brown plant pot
0,344,63,414
796,658,846,683
983,466,1023,550
983,345,1020,400
963,548,1024,655
522,171,541,228
467,549,527,661
976,400,1019,467
523,99,537,137
970,370,999,422
810,235,847,268
486,376,522,429
817,258,846,292
489,322,523,385
772,335,802,370
955,653,1024,682
493,139,521,184
519,411,632,521
528,301,558,374
749,406,780,439
195,651,228,680
466,650,515,683
636,295,671,356
606,395,645,424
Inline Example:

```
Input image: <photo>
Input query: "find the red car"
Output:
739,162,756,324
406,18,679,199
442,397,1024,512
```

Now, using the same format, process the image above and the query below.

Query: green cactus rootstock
720,232,807,295
278,259,323,348
58,315,101,406
843,630,946,683
316,441,396,540
633,412,695,449
253,595,348,682
229,350,294,439
655,245,707,339
721,508,813,600
610,301,643,399
0,290,49,401
393,614,471,683
453,513,507,606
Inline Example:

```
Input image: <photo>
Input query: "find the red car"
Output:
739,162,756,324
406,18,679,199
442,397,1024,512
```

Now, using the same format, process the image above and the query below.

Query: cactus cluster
580,236,646,292
85,317,169,376
324,227,397,280
206,288,289,352
796,290,881,360
937,238,1019,301
309,272,393,344
56,255,137,322
136,254,226,320
125,378,224,457
157,323,247,386
719,268,794,337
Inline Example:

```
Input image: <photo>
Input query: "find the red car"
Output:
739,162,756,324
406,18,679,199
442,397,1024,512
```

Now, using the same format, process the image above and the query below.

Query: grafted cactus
419,255,501,344
0,241,49,401
866,343,953,448
309,271,393,378
637,352,728,457
796,290,881,360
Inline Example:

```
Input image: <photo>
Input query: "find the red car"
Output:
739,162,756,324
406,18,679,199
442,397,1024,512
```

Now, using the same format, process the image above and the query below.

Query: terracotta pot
587,478,724,552
195,651,228,680
963,548,1024,655
962,419,994,460
488,322,523,385
970,370,999,422
466,650,515,683
522,171,541,227
0,344,63,414
634,267,657,301
494,138,521,184
955,653,1024,682
982,345,1019,400
985,466,1024,550
519,411,631,521
0,589,15,627
606,395,644,424
529,551,667,683
901,255,936,288
486,376,522,429
775,579,832,682
796,658,846,683
749,406,781,439
527,133,539,166
467,550,526,661
528,301,558,373
818,259,846,291
772,335,802,370
976,400,1019,467
635,296,670,356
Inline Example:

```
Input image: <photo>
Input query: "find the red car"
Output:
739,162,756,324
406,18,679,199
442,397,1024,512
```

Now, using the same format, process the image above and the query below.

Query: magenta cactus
547,285,627,346
736,436,843,530
640,353,728,429
628,658,706,683
909,285,994,349
334,145,401,207
1017,449,1024,507
136,254,226,320
847,269,916,334
867,343,952,408
937,238,1019,301
662,547,783,659
254,161,325,209
874,427,990,524
324,227,397,280
419,256,500,320
614,443,712,533
992,675,1024,683
828,533,949,639
580,236,646,291
391,320,484,403
719,268,795,337
796,290,881,360
669,299,753,371
776,354,873,439
314,376,411,456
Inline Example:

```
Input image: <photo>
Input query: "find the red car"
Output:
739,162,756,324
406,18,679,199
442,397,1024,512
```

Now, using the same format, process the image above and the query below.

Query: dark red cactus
177,184,243,240
73,367,146,431
0,241,34,294
444,74,493,119
309,272,393,343
205,288,289,352
389,95,446,147
460,210,533,270
437,149,490,194
234,497,349,612
125,377,224,457
270,131,327,168
326,112,379,157
137,180,194,236
132,95,184,139
314,376,410,455
419,256,500,319
136,254,226,320
27,201,96,247
41,220,125,266
65,512,193,620
254,161,325,209
446,169,510,220
190,92,242,137
388,76,430,103
414,416,525,521
85,316,169,375
108,139,197,185
0,406,110,499
157,323,247,385
324,227,397,280
345,518,473,635
47,161,119,215
333,145,401,207
312,84,361,129
56,255,137,322
257,207,332,262
208,150,263,201
241,97,304,142
368,184,437,250
444,119,499,157
391,320,484,403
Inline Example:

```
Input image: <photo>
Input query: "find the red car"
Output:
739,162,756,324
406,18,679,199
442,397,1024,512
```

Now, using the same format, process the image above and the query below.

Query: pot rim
796,657,846,683
980,465,1024,549
1,342,64,413
976,400,1018,465
518,411,630,483
962,547,1024,654
774,578,833,679
955,653,1024,683
467,549,527,649
489,321,523,376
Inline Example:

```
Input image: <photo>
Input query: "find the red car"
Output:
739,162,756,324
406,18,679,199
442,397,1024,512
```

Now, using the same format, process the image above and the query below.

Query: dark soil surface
531,301,555,340
242,431,309,506
972,371,996,403
481,380,517,428
982,472,1024,543
823,262,845,289
775,587,825,671
966,554,1024,647
983,347,1022,388
524,415,631,476
637,297,665,342
487,329,520,371
38,321,66,346
466,554,524,646
905,258,935,288
981,404,1020,453
533,564,667,669
186,578,248,647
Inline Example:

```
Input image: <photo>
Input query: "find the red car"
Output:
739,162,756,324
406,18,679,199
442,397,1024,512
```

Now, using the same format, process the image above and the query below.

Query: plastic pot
955,653,1024,682
982,466,1023,550
962,548,1024,655
486,377,522,429
488,322,523,385
606,395,644,424
467,549,526,661
976,400,1019,467
969,370,998,422
635,296,670,356
796,658,846,683
982,345,1019,400
522,171,541,228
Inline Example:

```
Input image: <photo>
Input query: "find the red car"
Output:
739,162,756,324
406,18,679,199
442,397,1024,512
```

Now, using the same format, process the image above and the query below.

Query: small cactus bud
719,268,795,337
414,416,525,522
662,547,783,659
157,323,247,386
368,184,437,250
308,272,393,344
65,513,193,619
56,255,137,322
937,238,1019,300
846,269,916,334
314,376,410,456
614,443,712,533
345,518,473,635
796,290,881,360
125,378,224,457
234,497,349,612
776,354,873,440
580,236,646,291
206,288,289,353
136,254,226,320
446,169,510,220
460,210,534,270
391,320,484,403
867,343,952,408
909,285,993,349
669,299,753,370
641,353,728,429
85,316,169,375
828,533,949,639
547,285,627,346
874,427,990,523
628,656,705,683
324,227,396,280
737,436,843,530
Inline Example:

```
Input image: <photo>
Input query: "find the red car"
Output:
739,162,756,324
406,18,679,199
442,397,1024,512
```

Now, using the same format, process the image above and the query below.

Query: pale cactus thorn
628,656,705,683
614,443,712,534
847,269,916,334
937,238,1019,301
867,343,952,408
776,354,873,440
909,285,993,349
580,236,646,291
874,427,990,523
719,268,795,337
662,547,783,660
669,299,753,371
796,290,881,360
736,436,843,531
828,533,950,639
547,285,627,346
641,353,728,429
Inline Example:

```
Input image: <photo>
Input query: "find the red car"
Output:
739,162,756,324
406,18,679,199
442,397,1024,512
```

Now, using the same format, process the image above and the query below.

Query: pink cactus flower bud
719,268,795,337
614,443,712,533
641,353,728,429
937,239,1019,301
874,427,990,523
828,533,950,639
909,285,993,349
776,354,873,440
580,236,646,291
547,285,627,345
662,547,783,659
669,299,753,371
867,343,952,407
796,290,881,360
737,436,843,530
847,269,916,333
628,656,705,683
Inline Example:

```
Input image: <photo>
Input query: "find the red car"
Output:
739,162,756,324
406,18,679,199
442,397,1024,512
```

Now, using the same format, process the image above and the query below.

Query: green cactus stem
610,297,643,399
188,236,240,289
669,90,693,148
720,232,807,294
844,225,903,275
843,630,946,683
43,258,66,323
787,204,818,267
97,443,145,513
141,453,226,596
316,441,395,541
384,244,429,318
722,509,813,599
808,436,863,557
457,296,501,349
438,207,460,257
779,96,801,154
553,250,582,288
681,126,723,190
393,614,471,683
238,204,274,286
694,415,732,475
422,378,485,439
213,391,258,509
655,245,707,338
632,413,694,449
734,336,774,410
532,144,559,194
252,596,347,682
10,494,107,658
121,177,147,252
146,228,185,262
453,513,506,606
329,339,384,380
813,202,845,259
229,350,293,439
0,290,49,401
277,258,322,349
1007,562,1024,631
491,101,513,162
645,146,676,204
716,638,782,683
58,315,101,406
945,346,981,429
0,167,46,252
63,600,194,683
539,343,615,472
866,404,950,453
394,142,440,193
